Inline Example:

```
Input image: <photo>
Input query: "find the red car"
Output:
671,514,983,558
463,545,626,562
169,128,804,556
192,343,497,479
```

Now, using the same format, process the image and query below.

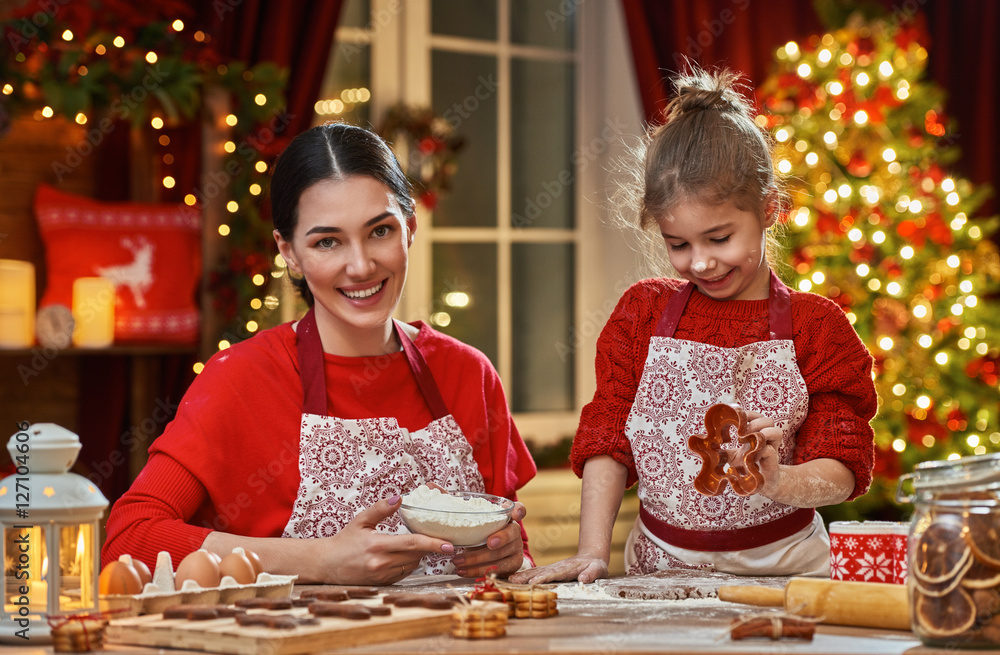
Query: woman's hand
451,502,527,579
509,554,609,585
320,495,456,584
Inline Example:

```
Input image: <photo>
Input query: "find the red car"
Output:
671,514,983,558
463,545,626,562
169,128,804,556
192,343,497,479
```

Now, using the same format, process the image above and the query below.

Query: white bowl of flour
399,485,514,546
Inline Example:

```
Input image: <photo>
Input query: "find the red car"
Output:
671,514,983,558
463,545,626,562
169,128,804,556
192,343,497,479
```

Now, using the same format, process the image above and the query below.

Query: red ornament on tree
846,150,872,178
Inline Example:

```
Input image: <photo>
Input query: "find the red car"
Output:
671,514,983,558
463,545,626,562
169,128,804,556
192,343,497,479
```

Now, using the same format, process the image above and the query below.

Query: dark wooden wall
0,115,98,438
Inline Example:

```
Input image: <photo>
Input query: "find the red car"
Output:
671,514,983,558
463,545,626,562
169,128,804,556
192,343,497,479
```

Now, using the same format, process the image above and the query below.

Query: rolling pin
717,577,911,631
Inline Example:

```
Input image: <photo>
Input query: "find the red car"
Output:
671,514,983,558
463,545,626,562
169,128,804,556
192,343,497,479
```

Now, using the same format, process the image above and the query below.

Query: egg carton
99,550,297,617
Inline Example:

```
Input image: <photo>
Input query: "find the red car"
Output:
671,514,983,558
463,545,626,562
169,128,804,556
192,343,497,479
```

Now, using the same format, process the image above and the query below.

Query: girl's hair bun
667,68,749,121
673,87,727,113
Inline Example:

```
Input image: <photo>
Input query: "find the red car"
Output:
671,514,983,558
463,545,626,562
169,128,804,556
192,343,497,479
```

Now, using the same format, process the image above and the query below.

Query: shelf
0,344,198,357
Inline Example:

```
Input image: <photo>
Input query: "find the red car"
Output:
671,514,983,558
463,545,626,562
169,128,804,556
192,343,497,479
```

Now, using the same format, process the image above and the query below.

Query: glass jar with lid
896,453,1000,648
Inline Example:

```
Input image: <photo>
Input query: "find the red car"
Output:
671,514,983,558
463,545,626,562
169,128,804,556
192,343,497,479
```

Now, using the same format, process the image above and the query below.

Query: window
425,1,577,416
313,0,643,443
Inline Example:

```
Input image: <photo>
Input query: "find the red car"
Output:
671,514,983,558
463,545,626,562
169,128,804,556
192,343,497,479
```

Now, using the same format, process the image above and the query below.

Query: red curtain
80,1,344,503
620,0,1000,215
923,1,1000,216
202,0,344,142
620,0,824,122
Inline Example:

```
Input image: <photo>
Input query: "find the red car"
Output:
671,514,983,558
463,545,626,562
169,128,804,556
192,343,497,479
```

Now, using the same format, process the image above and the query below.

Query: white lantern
0,423,108,643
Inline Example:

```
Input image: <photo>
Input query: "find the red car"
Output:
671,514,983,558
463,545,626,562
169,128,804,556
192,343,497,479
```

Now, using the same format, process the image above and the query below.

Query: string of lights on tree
0,1,289,368
758,12,1000,517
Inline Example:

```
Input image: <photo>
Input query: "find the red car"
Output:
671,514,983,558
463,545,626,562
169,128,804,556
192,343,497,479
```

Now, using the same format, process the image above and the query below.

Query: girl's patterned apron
282,309,484,575
624,272,829,576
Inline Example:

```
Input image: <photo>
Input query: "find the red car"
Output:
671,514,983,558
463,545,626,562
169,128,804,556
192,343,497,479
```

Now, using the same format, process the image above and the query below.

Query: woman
102,124,536,584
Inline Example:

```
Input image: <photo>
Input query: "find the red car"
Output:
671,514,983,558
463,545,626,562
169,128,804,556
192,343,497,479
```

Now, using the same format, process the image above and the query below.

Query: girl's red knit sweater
571,278,877,499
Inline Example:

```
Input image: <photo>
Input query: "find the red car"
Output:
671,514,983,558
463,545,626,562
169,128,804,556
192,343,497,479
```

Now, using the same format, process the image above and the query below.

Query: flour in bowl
399,486,512,546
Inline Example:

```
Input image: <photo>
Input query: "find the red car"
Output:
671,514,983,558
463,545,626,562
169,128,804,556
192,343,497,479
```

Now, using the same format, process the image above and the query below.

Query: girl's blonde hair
613,64,787,277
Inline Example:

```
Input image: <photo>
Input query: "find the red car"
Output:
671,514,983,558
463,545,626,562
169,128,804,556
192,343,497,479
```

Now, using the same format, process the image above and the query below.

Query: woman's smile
340,280,386,300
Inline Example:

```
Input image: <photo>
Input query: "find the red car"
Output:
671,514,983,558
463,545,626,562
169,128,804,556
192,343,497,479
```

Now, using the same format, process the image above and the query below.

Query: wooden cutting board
105,599,454,655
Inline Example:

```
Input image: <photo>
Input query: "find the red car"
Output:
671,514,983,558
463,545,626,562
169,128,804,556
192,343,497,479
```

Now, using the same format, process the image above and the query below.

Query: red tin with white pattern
829,520,908,584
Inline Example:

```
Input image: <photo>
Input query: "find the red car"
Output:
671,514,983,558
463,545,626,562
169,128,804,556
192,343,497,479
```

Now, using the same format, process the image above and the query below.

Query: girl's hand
451,502,527,578
322,495,455,584
509,555,609,585
743,411,784,497
737,412,856,507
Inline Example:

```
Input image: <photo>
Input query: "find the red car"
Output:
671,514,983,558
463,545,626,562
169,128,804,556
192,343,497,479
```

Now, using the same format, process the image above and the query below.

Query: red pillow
35,185,201,344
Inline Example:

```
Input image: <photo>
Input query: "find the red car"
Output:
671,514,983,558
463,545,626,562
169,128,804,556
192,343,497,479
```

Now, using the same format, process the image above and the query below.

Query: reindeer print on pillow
95,236,155,308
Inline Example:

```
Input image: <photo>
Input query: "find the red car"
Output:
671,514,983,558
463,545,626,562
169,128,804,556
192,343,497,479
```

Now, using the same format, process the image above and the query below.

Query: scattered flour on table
551,582,631,601
553,581,738,624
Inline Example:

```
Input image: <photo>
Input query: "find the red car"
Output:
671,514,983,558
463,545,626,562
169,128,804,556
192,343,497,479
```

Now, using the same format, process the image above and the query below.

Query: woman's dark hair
270,123,415,306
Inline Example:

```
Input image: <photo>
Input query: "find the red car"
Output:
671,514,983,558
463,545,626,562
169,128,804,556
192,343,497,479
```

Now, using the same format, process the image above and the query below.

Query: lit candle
27,555,49,608
0,259,35,348
72,277,115,347
27,579,48,608
76,528,90,609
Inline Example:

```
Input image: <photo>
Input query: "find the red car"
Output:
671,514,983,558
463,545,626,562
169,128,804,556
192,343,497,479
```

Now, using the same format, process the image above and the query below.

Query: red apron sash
655,270,792,339
639,504,815,552
296,308,449,419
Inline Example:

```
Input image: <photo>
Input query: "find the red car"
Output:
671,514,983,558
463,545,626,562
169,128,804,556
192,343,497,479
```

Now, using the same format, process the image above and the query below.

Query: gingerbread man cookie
687,403,766,497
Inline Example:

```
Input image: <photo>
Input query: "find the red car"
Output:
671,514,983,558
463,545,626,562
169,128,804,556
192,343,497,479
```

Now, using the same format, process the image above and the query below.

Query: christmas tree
758,12,1000,519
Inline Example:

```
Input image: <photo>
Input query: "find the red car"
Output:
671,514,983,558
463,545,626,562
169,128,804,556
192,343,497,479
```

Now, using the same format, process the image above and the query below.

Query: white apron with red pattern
624,272,829,576
281,309,484,575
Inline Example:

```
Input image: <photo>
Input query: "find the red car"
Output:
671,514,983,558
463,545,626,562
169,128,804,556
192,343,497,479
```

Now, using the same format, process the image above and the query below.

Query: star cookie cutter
687,403,766,497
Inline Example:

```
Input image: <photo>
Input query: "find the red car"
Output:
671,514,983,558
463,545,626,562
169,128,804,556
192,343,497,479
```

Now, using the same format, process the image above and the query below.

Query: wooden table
4,575,960,655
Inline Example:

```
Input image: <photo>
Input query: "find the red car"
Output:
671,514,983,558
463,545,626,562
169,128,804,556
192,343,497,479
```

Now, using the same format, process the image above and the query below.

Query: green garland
0,4,289,356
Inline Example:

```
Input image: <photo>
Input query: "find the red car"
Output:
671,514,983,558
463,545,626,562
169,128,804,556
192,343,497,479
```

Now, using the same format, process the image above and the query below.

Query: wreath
377,103,464,209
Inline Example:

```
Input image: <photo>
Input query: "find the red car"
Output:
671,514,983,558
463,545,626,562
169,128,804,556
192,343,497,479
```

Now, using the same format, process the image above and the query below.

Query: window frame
333,0,643,444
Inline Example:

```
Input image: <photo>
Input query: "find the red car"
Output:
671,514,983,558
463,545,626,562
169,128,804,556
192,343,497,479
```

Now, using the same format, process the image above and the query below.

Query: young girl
511,67,876,583
103,124,536,584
